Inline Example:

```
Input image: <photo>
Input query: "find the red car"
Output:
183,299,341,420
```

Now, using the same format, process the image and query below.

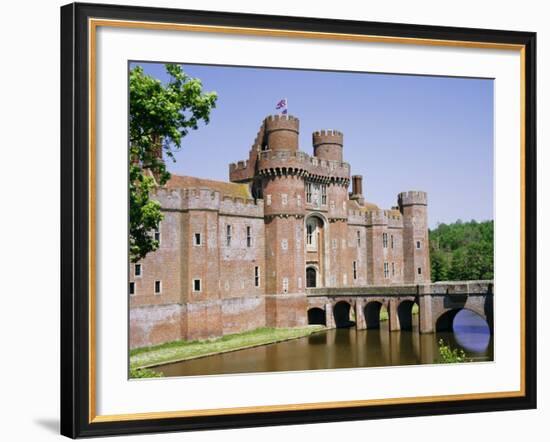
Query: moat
151,310,493,377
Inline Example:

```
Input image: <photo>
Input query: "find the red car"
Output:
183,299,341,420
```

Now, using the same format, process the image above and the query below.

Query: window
282,277,289,293
383,233,388,248
392,262,395,276
134,263,141,277
282,194,288,205
226,225,232,246
418,267,422,275
193,233,202,246
357,231,361,247
306,222,314,246
281,239,288,250
193,278,202,292
254,266,260,287
391,235,394,249
332,239,337,249
383,262,389,278
353,261,357,280
246,226,252,247
154,280,161,294
129,282,135,295
321,184,327,205
266,194,271,206
154,223,161,244
416,240,421,249
306,182,312,203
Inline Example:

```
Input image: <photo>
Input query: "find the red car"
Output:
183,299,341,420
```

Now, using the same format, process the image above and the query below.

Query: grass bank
130,325,324,372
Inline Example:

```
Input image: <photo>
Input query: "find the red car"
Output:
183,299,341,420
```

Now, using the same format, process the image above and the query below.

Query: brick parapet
152,187,264,218
398,190,428,207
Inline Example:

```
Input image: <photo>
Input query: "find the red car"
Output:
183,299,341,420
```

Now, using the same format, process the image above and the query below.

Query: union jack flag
276,98,288,114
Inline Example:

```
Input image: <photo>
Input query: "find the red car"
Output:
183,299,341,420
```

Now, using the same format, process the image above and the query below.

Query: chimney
352,175,363,197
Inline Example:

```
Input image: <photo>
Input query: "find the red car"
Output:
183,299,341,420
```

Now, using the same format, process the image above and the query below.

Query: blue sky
131,61,494,228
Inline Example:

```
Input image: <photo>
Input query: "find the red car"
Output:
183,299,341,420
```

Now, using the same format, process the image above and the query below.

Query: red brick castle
130,114,430,348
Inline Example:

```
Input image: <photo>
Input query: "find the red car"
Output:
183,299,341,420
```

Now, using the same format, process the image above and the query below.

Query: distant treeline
429,220,494,282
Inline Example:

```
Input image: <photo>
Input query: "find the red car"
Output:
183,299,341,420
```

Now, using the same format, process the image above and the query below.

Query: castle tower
311,129,350,287
313,130,343,162
260,115,307,327
398,191,430,283
265,114,300,151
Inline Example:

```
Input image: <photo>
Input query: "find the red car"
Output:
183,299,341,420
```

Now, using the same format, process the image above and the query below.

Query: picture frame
60,2,537,438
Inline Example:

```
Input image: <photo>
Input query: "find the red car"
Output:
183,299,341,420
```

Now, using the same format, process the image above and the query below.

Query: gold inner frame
88,18,527,424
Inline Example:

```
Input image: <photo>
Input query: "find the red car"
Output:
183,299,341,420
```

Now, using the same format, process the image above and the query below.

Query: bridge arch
435,307,490,333
333,301,354,328
363,301,386,329
397,300,418,331
307,307,326,325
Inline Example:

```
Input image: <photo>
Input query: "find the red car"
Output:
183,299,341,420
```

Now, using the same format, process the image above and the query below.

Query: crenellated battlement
151,186,263,217
313,129,344,162
229,160,249,172
312,130,344,145
264,114,300,134
366,209,389,226
256,149,350,184
398,190,428,207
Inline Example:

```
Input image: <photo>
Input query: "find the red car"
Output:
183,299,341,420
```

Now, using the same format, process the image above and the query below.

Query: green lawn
130,325,324,372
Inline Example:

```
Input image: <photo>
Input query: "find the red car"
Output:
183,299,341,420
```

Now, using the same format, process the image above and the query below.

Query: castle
129,114,430,349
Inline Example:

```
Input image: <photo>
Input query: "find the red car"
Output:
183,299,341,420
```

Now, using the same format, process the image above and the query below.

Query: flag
276,98,288,114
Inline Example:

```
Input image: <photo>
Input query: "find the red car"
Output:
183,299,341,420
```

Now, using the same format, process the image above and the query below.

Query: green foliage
438,339,469,363
129,366,164,378
129,64,217,262
429,220,493,282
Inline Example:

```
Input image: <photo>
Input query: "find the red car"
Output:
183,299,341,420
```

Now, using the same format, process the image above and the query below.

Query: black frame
60,2,537,438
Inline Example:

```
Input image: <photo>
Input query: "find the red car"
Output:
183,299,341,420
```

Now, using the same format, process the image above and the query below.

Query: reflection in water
452,310,491,353
152,312,493,378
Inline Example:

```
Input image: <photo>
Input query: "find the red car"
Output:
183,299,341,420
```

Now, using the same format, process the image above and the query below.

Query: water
152,310,493,377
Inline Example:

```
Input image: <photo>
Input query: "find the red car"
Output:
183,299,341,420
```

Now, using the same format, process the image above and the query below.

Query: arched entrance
305,214,326,288
307,307,326,325
306,267,317,288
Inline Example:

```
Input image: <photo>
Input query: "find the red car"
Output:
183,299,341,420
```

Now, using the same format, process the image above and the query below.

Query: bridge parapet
305,280,494,335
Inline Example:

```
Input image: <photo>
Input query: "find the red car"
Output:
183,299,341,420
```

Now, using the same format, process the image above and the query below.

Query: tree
429,220,494,282
129,64,217,262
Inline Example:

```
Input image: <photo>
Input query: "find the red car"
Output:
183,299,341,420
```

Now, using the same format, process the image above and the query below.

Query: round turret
397,190,428,208
264,115,300,151
312,130,343,162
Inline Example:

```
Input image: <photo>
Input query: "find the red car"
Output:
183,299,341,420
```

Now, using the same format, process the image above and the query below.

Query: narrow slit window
154,280,161,294
194,233,202,246
226,225,232,246
246,226,252,247
134,263,141,277
193,279,202,292
129,282,135,295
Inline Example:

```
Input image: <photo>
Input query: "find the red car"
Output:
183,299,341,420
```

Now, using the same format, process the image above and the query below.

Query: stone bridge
305,280,493,334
